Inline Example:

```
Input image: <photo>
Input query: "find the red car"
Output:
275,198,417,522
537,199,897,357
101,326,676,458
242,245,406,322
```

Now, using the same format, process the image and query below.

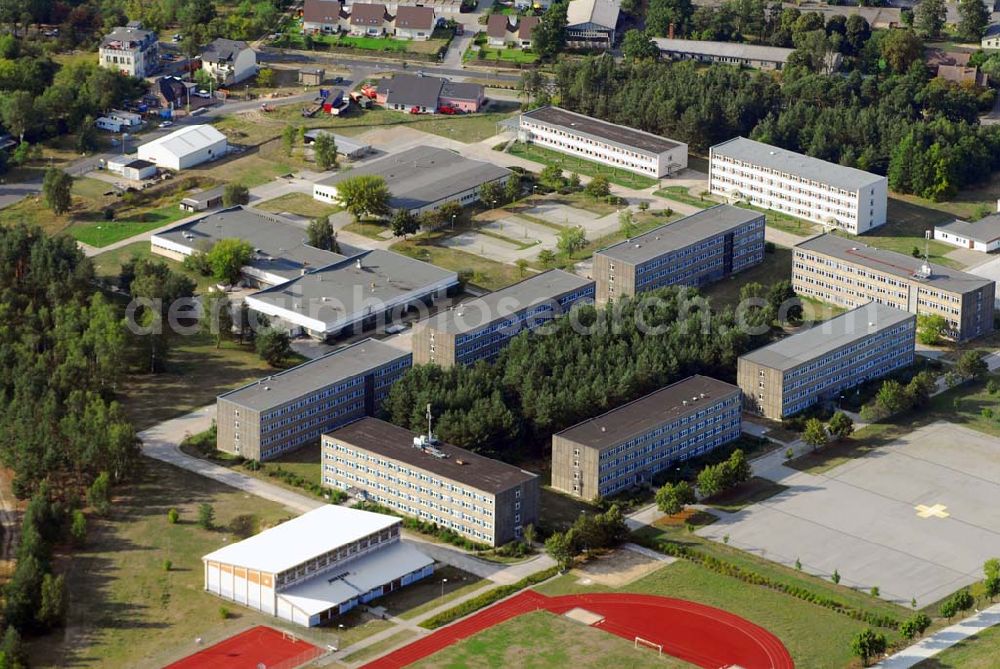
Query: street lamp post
440,578,448,600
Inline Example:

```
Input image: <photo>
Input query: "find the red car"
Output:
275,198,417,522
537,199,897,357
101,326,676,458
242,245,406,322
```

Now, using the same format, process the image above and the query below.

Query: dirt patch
574,547,665,588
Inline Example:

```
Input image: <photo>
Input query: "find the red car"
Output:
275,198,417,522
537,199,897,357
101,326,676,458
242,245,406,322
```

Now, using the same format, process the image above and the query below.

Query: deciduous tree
336,174,391,221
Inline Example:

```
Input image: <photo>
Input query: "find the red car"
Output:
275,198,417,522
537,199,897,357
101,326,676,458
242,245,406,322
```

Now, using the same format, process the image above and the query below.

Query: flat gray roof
326,418,538,494
218,338,409,411
521,106,682,156
711,137,884,192
180,185,226,205
653,37,793,63
937,216,1000,244
248,248,458,315
740,303,914,372
797,233,995,294
597,204,762,264
316,146,511,211
154,206,344,280
303,130,370,156
418,269,593,335
555,375,740,451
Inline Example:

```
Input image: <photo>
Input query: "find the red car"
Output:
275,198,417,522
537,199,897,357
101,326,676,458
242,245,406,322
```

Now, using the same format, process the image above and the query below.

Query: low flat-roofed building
412,269,595,367
179,185,226,212
738,302,916,419
217,338,411,460
653,37,841,71
299,67,325,85
710,136,887,234
303,129,371,159
151,206,344,287
314,146,511,216
593,204,764,302
246,250,458,338
322,418,540,546
519,106,687,179
935,215,1000,253
793,233,995,341
552,375,742,500
152,206,457,338
202,505,433,627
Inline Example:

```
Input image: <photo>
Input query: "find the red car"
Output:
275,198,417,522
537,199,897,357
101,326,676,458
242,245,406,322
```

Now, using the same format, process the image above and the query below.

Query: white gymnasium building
518,106,687,179
709,137,887,235
137,125,228,170
202,505,434,627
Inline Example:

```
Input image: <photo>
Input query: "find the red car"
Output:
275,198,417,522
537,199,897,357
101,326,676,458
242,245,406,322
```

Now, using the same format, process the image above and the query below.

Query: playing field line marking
915,504,949,519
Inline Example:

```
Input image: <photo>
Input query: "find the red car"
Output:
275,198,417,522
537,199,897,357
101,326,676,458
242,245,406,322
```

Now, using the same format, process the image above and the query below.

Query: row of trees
554,55,1000,200
383,285,770,458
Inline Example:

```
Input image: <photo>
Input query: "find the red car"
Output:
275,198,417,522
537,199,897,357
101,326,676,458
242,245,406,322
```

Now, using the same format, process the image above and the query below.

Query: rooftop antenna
425,403,434,443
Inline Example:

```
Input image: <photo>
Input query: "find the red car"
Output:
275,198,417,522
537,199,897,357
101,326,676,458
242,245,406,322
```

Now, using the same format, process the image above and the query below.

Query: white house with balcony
201,39,257,85
99,23,159,78
709,137,887,235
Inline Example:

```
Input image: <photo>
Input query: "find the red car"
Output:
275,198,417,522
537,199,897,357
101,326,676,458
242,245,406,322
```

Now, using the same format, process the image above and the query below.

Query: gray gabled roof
653,37,794,64
937,215,1000,244
566,0,620,29
379,73,442,109
596,204,763,264
218,338,410,411
201,38,251,63
521,106,682,156
395,5,435,29
711,137,885,192
418,269,594,335
739,303,914,372
316,146,510,211
796,233,995,294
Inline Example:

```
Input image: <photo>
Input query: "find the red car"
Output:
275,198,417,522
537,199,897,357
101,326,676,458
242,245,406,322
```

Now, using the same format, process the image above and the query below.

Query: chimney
356,258,363,270
668,22,675,39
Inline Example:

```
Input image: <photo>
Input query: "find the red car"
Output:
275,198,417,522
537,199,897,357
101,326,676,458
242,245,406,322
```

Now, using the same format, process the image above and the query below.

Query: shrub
197,503,215,530
70,510,87,546
167,508,179,524
420,567,559,629
163,559,172,572
219,605,231,620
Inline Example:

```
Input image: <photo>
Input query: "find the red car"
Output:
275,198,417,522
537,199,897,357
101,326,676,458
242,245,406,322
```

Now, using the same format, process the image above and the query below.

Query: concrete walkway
874,603,1000,668
139,406,555,584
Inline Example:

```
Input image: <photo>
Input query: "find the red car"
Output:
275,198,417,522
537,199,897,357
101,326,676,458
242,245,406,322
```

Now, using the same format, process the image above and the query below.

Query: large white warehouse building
137,124,228,170
202,505,434,627
709,137,887,235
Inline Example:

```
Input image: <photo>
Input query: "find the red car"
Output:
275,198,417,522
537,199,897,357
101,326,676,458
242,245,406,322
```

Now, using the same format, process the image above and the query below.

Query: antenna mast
426,403,433,442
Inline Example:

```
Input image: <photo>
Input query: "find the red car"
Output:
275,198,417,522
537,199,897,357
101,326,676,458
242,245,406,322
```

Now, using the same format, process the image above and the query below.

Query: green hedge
420,566,559,629
632,535,899,630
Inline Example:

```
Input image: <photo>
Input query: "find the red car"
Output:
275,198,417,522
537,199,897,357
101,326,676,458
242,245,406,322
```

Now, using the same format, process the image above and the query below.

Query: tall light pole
440,577,448,600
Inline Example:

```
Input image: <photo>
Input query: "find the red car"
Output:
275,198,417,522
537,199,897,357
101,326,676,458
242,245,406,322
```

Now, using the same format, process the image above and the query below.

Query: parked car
193,89,211,98
409,106,421,114
160,121,173,128
332,76,344,84
438,105,457,115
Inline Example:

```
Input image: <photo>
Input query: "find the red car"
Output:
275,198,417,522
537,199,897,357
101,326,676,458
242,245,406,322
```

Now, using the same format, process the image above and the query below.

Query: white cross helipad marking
915,504,950,519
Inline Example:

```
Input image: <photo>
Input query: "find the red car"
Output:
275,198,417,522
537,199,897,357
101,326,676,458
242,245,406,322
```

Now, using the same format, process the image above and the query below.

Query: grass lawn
532,209,679,271
68,205,189,247
391,232,522,291
654,186,717,209
120,332,302,430
546,191,621,217
789,374,1000,476
411,610,687,669
27,458,297,669
539,487,599,533
399,111,516,144
343,220,390,240
734,202,820,238
254,192,342,219
192,143,300,188
376,564,488,620
343,630,419,663
91,241,219,293
704,477,788,512
465,44,540,64
912,622,1000,668
506,142,658,190
284,27,449,56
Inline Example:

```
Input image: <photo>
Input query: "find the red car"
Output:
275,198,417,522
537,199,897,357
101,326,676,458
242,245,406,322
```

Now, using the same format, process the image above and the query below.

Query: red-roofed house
394,6,436,40
303,0,349,33
350,3,390,36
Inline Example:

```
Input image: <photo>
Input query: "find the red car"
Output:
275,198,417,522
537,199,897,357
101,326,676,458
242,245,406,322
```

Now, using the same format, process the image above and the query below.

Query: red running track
363,590,794,669
164,626,322,669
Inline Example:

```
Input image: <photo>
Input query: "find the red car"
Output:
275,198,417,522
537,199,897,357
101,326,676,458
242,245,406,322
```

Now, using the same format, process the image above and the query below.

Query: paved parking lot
698,422,1000,606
